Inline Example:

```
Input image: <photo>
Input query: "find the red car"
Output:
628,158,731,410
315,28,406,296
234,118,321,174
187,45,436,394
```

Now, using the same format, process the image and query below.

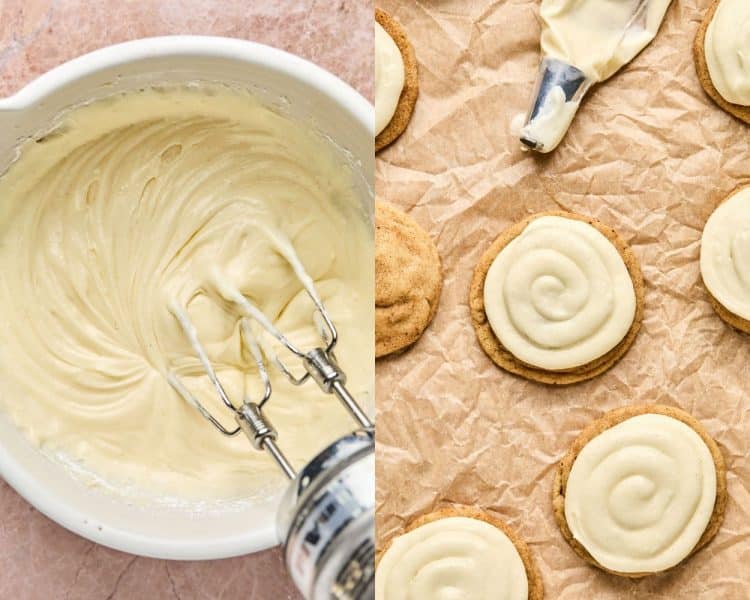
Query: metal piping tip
520,136,540,151
520,57,593,153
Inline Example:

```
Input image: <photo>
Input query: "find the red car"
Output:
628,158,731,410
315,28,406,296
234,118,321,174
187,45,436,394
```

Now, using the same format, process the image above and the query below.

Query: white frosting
375,21,405,135
521,85,581,153
510,112,527,138
565,413,717,573
540,0,673,82
484,216,636,370
0,86,373,500
705,0,750,106
376,516,528,600
701,187,750,320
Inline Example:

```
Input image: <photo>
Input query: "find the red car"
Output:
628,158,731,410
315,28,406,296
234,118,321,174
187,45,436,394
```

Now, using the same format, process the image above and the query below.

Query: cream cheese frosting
375,516,528,600
564,413,717,573
375,21,405,135
0,86,373,501
705,0,750,106
701,187,750,320
483,216,636,371
520,85,580,153
540,0,672,82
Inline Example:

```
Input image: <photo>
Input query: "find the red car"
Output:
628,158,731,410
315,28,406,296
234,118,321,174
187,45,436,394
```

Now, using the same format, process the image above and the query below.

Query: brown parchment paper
375,1,750,597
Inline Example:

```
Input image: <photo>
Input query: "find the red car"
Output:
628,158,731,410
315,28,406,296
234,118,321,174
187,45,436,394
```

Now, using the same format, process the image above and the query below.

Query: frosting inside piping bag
0,85,373,502
522,0,673,153
540,0,673,82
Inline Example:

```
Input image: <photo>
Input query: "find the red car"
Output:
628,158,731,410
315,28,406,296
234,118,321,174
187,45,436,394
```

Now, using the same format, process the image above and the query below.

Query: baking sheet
374,0,750,597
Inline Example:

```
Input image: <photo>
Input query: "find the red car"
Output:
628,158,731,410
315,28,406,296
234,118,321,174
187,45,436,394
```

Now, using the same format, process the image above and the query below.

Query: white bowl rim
0,35,373,128
0,35,373,560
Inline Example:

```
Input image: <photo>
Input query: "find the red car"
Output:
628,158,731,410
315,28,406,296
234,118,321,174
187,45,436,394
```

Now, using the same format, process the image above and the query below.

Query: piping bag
520,0,673,153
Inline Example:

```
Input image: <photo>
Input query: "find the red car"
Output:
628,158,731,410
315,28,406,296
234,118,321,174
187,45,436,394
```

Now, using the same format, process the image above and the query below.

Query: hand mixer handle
237,404,375,599
277,431,375,600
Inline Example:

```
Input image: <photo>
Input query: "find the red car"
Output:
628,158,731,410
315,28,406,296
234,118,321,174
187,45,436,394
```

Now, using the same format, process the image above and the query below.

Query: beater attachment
166,238,373,480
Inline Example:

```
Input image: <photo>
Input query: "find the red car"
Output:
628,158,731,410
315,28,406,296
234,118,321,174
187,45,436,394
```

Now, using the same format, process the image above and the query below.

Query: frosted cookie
469,211,644,385
376,505,544,600
700,186,750,333
694,0,750,125
375,9,419,151
553,405,727,577
376,202,442,357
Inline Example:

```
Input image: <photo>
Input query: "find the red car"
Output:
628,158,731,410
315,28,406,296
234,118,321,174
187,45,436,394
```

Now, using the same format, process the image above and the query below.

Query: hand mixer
167,236,375,600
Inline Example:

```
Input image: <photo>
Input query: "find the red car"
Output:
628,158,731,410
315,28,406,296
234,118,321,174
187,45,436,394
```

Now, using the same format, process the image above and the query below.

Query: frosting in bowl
0,85,373,501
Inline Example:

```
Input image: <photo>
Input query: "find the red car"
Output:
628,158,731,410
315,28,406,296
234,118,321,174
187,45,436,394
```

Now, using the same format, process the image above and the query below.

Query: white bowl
0,35,373,560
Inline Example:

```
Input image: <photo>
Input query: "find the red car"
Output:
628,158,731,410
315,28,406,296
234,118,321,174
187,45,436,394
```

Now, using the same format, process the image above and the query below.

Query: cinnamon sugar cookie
375,9,419,151
469,211,644,385
553,404,727,577
694,0,750,125
700,186,750,334
377,505,543,599
376,202,441,357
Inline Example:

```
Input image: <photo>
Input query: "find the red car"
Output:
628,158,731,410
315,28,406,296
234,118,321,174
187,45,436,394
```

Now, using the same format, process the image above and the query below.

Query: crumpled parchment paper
375,1,750,597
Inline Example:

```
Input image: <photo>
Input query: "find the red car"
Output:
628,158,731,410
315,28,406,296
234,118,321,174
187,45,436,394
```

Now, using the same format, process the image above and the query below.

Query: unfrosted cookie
553,404,727,577
375,9,419,151
694,0,750,125
376,202,441,357
469,211,644,385
376,505,544,600
700,186,750,334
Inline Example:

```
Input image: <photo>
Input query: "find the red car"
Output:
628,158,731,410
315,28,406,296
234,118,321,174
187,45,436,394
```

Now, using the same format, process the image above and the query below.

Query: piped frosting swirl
483,216,636,370
564,413,717,573
376,516,528,600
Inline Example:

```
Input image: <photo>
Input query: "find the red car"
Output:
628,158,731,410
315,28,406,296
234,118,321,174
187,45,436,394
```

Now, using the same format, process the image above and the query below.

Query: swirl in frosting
564,413,717,573
483,216,636,370
701,187,750,321
705,0,750,106
376,516,528,600
0,86,373,500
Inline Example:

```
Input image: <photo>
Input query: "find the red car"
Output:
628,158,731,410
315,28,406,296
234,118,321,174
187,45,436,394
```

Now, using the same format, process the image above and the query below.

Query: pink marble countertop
0,1,372,599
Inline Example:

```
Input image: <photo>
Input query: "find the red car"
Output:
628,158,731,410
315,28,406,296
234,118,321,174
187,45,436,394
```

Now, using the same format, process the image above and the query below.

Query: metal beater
167,246,375,600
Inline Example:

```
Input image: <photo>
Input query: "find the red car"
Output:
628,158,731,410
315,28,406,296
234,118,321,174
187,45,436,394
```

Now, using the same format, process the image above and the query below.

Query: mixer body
278,431,375,600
